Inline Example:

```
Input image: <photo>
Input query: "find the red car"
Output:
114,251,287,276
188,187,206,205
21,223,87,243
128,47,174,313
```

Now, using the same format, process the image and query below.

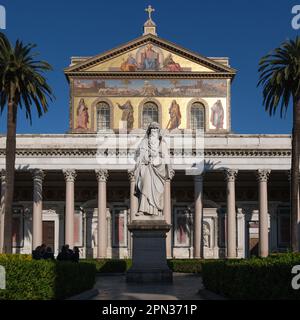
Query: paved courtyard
92,273,204,300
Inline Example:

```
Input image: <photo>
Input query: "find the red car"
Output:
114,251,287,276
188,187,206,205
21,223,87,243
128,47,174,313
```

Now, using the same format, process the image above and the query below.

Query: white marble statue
203,223,210,248
134,122,171,217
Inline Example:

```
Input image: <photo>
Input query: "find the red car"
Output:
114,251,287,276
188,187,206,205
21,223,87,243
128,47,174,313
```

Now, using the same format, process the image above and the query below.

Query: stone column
32,169,45,249
225,169,238,258
164,169,175,258
0,170,6,254
194,174,203,258
95,169,109,258
257,169,271,257
63,169,77,248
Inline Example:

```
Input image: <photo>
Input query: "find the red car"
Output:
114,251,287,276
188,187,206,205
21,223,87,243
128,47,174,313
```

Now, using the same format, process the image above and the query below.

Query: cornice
0,148,291,158
66,72,235,79
0,133,291,138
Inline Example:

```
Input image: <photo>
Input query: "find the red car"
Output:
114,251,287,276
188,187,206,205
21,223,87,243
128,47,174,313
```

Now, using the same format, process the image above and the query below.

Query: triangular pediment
64,34,236,76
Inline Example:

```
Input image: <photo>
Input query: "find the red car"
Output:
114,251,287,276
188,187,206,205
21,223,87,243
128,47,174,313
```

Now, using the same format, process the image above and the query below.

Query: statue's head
146,121,160,137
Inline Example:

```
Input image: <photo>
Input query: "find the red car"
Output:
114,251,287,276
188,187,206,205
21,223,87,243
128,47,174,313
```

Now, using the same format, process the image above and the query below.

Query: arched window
96,102,110,130
142,102,158,129
190,102,205,130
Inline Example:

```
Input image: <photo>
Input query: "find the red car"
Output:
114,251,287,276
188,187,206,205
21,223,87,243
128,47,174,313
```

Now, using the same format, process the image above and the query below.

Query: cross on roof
145,5,155,20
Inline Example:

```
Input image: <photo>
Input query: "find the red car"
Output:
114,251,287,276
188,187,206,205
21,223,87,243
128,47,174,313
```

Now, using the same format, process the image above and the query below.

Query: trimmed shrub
82,258,207,273
82,259,132,273
0,253,32,261
202,253,300,300
0,256,96,300
168,259,205,273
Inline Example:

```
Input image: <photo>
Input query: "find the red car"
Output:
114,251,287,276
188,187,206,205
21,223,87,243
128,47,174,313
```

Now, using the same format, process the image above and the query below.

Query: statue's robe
210,100,224,130
118,102,134,130
134,136,170,216
168,102,181,130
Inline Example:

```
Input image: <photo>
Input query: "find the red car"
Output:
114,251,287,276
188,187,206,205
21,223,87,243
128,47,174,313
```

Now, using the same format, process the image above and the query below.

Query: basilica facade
0,11,293,259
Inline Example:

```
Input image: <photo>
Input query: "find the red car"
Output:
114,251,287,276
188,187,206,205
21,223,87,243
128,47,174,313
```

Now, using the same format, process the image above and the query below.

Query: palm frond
0,32,55,124
258,36,300,117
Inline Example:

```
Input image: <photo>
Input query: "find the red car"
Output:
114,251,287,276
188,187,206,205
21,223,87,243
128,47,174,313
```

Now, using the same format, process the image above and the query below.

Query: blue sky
0,0,299,134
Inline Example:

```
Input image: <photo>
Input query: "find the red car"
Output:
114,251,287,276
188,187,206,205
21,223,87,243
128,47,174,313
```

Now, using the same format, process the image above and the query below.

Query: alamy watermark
292,265,300,290
95,122,205,176
0,5,5,30
0,265,5,290
292,5,300,30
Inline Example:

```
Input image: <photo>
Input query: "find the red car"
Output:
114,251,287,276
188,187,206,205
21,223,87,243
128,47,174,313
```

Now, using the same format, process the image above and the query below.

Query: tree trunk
291,96,300,252
3,86,17,253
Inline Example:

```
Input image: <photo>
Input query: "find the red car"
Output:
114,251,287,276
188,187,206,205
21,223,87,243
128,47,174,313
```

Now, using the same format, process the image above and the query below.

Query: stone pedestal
126,220,173,283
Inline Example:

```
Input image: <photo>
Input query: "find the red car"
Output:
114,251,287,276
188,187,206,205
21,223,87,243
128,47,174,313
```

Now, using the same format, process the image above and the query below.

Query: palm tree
258,36,300,252
0,32,54,253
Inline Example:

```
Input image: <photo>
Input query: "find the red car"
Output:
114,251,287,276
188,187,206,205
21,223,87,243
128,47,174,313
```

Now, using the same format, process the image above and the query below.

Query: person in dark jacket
65,244,74,257
43,247,55,260
38,243,47,259
32,246,42,260
57,245,72,261
72,247,80,262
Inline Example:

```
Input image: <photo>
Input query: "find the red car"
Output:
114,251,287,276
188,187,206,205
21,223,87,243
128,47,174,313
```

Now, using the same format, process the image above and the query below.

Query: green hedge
202,253,300,300
0,253,32,261
167,259,205,273
83,258,206,273
83,259,132,273
0,255,96,300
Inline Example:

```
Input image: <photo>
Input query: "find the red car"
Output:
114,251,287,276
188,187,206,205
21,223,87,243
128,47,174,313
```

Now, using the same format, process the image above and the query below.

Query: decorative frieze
0,149,291,158
65,71,235,80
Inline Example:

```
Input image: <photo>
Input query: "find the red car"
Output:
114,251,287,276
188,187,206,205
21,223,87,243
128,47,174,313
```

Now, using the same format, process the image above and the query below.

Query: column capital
128,170,135,182
95,169,109,182
63,169,77,182
256,169,271,182
224,169,238,182
32,169,45,181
